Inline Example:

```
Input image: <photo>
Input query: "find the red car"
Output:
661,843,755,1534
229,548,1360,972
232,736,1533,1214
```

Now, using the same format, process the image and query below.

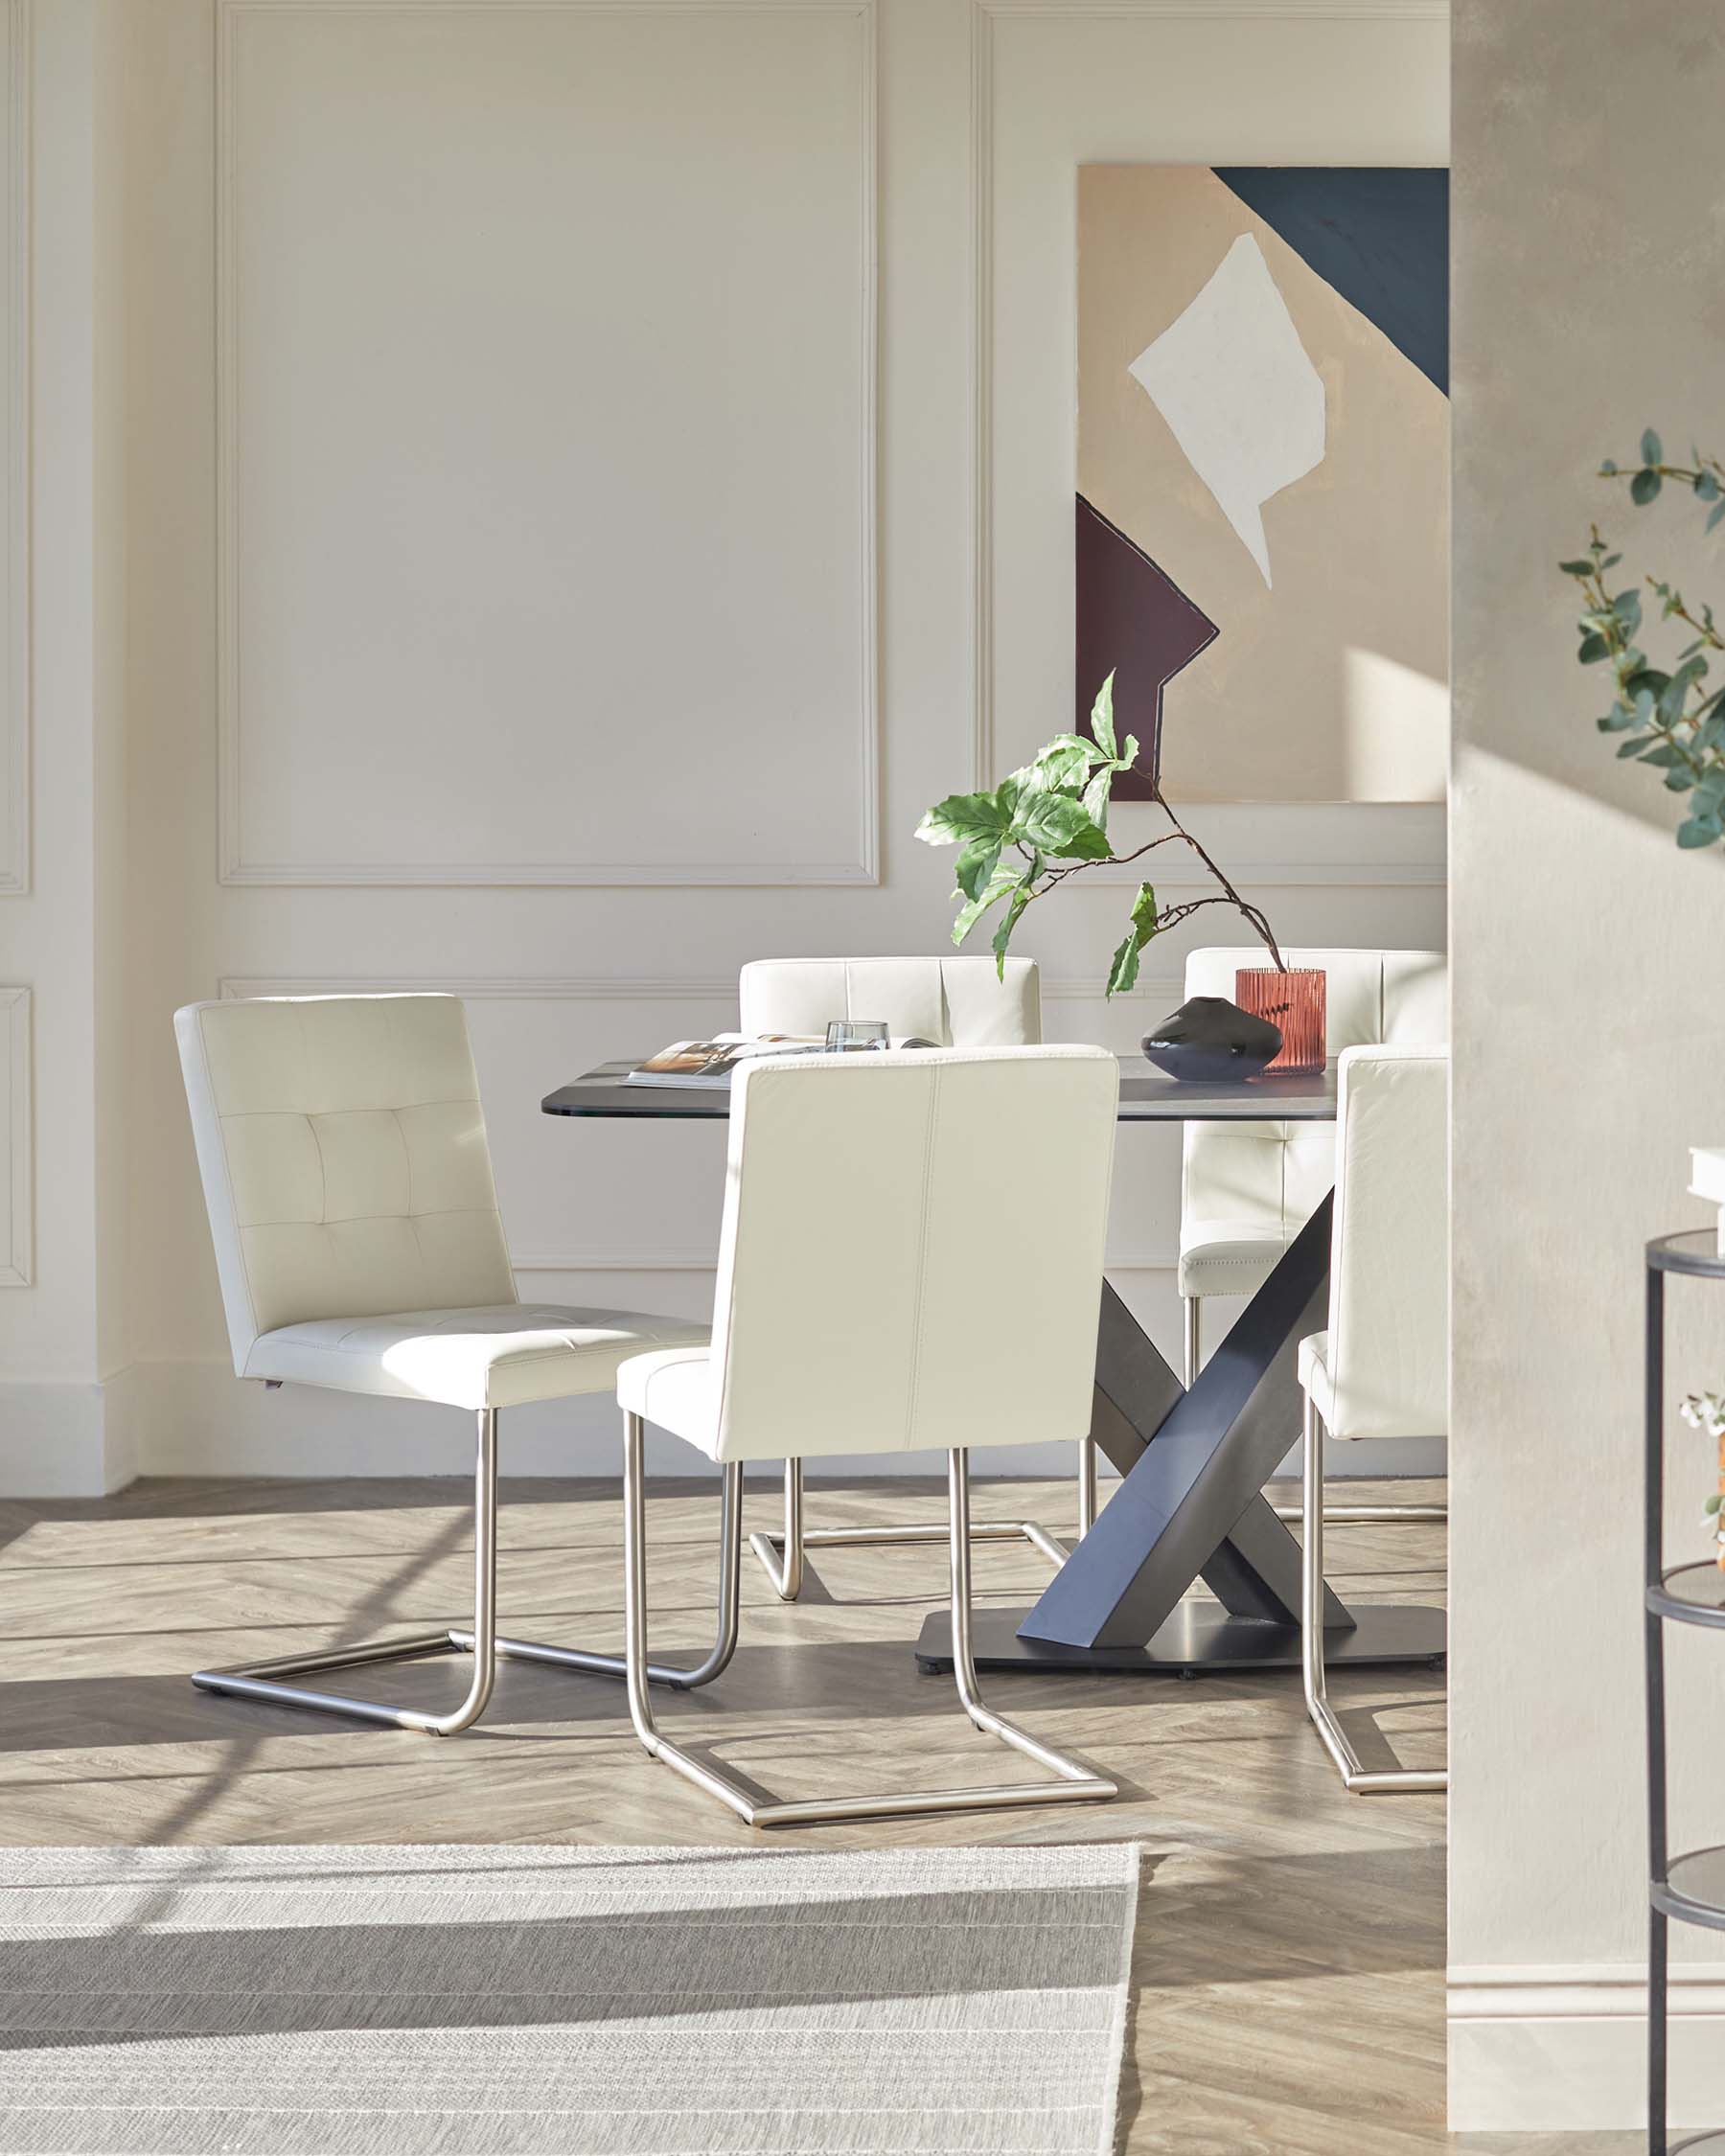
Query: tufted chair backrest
175,995,517,1374
738,956,1041,1047
705,1046,1116,1462
1180,949,1448,1268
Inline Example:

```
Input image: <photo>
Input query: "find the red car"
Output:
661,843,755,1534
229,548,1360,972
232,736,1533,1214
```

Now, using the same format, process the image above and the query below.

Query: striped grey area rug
0,1842,1139,2155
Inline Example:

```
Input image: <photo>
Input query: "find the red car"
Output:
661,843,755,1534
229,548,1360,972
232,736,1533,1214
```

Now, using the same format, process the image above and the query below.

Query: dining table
542,1057,1446,1680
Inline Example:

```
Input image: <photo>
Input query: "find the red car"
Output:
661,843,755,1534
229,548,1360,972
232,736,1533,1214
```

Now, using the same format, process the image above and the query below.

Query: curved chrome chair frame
192,1406,744,1736
627,1413,1115,1827
1300,1392,1447,1795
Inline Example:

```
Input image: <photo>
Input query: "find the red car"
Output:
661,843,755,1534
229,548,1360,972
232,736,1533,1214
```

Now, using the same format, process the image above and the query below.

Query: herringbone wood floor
0,1472,1631,2154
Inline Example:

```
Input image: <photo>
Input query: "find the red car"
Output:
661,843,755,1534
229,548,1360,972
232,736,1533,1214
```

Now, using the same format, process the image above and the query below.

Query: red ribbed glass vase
1234,966,1326,1075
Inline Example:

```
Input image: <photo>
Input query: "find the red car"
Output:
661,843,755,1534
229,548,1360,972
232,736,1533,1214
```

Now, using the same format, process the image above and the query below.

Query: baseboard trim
1448,1961,1725,2132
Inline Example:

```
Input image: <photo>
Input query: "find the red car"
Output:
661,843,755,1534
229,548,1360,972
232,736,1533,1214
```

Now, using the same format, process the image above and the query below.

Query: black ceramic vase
1141,996,1282,1084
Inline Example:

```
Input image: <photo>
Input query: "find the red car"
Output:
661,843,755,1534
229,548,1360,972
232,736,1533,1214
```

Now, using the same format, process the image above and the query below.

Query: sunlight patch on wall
1345,649,1449,802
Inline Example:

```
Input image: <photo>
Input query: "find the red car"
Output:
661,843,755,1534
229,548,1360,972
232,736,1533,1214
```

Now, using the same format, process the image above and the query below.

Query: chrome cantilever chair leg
628,1413,1116,1828
749,1454,1070,1602
192,1407,743,1733
1188,1292,1444,1526
1300,1392,1447,1795
749,1457,805,1599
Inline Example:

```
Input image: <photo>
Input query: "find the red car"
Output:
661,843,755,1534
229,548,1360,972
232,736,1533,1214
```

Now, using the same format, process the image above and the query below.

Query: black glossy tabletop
541,1057,1339,1123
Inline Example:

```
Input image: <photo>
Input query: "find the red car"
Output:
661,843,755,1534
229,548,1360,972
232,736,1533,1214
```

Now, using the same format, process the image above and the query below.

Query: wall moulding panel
218,975,737,1003
0,986,32,1285
216,0,877,887
967,0,1448,896
1077,853,1445,889
0,0,27,896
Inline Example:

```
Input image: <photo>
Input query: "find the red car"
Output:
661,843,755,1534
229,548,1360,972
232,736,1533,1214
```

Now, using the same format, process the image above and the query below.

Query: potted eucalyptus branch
916,672,1316,1076
1562,429,1725,848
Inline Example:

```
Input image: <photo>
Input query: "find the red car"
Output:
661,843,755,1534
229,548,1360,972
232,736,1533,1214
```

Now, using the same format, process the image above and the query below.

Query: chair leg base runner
188,1408,503,1738
627,1416,1116,1828
193,1616,739,1735
1306,1690,1447,1795
1301,1391,1448,1795
642,1727,1116,1829
189,1415,743,1736
192,1633,476,1737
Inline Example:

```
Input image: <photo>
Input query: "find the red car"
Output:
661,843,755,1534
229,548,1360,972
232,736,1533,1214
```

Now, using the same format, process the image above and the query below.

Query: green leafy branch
1564,427,1725,850
1598,429,1725,525
915,671,1287,997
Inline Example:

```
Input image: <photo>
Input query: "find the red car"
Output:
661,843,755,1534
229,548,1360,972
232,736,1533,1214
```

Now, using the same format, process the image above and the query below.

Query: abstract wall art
1076,166,1449,803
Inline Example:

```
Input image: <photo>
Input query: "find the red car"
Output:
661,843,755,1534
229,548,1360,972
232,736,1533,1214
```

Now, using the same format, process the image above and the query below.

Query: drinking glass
825,1019,890,1052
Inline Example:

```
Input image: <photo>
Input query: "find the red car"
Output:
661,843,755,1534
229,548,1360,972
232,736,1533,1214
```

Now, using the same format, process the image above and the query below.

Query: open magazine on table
624,1032,935,1090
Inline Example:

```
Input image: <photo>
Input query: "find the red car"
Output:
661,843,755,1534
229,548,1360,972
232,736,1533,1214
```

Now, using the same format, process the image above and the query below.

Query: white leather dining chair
735,955,1096,1592
174,993,713,1735
1299,1044,1448,1793
612,1044,1121,1827
1180,946,1448,1529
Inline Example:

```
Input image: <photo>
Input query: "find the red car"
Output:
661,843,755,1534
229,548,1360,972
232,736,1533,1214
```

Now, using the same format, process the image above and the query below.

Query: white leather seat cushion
1299,1317,1445,1443
1179,1228,1293,1301
248,1302,710,1412
617,1345,722,1454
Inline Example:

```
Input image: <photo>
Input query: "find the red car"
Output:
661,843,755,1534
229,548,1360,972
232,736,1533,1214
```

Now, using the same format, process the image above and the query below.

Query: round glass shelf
1649,1229,1725,1280
1650,1565,1725,1630
1674,2135,1725,2153
1654,1846,1725,1933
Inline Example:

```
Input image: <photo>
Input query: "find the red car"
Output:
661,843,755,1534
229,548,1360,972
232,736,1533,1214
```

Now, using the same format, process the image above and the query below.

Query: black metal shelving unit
1645,1230,1725,2155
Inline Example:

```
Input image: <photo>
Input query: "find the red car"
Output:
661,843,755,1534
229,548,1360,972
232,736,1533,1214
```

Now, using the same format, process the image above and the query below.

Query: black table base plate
913,1602,1447,1676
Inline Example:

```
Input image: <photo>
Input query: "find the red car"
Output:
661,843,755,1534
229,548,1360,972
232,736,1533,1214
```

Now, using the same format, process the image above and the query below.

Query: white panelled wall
0,0,1446,1494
